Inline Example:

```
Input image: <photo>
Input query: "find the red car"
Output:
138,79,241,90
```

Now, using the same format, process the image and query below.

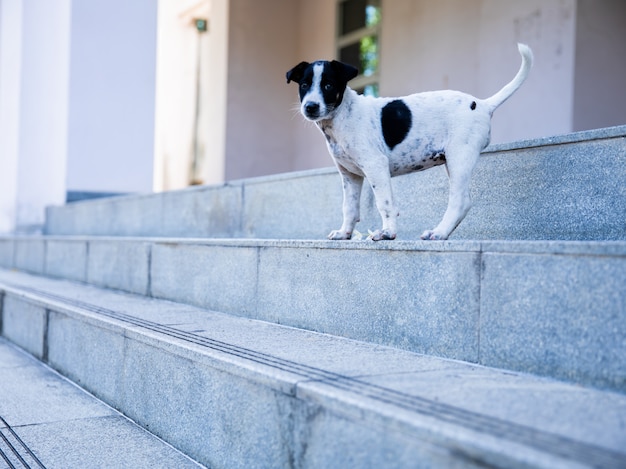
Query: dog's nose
304,102,320,117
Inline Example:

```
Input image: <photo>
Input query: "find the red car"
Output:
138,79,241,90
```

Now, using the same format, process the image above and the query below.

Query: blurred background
1,0,625,233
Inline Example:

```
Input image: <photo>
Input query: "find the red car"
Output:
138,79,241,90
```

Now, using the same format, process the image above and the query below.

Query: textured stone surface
158,182,243,237
0,338,203,468
256,243,481,361
47,308,127,407
45,192,163,237
42,126,626,240
3,126,623,467
14,417,203,469
2,295,47,358
0,238,14,268
45,181,244,238
1,271,625,468
14,237,45,273
2,238,625,392
241,169,343,239
0,339,114,426
45,238,87,282
150,241,258,315
121,338,295,468
87,239,151,295
290,403,491,469
480,250,626,391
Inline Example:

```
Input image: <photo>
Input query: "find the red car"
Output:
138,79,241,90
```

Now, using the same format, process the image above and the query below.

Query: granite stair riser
43,126,626,241
1,271,625,469
0,339,205,468
1,236,624,394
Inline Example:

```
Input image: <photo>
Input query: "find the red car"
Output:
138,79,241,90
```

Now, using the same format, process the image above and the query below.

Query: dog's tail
484,43,533,112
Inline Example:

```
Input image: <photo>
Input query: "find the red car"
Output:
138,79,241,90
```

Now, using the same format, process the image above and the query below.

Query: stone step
0,337,205,468
43,126,626,241
1,235,624,394
1,268,625,469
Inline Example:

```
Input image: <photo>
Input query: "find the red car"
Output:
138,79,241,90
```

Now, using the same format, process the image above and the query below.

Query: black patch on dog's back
381,100,412,150
470,101,477,110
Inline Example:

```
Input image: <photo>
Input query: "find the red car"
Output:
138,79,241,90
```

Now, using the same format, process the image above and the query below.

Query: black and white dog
287,44,533,240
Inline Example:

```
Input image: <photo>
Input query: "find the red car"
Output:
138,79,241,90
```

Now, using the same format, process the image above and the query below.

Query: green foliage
360,35,378,77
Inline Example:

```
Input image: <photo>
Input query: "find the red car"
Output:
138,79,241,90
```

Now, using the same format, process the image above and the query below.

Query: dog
286,43,533,240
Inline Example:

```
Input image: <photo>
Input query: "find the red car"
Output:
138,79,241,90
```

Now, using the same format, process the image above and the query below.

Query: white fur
301,63,326,117
302,44,533,241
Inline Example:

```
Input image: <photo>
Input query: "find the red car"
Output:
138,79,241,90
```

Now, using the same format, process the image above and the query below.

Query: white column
154,0,229,191
0,0,22,233
0,0,71,233
65,0,158,197
202,0,229,186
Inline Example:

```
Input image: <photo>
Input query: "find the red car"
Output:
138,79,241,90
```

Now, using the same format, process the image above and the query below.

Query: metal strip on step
2,283,625,468
0,416,47,469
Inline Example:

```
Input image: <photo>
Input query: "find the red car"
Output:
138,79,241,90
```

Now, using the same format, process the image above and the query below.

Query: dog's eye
324,83,334,91
300,83,309,90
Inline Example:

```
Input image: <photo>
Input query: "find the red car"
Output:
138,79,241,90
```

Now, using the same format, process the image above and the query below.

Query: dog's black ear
286,62,310,84
330,60,359,83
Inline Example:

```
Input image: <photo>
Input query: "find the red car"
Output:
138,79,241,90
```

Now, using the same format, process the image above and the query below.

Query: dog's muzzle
303,102,321,120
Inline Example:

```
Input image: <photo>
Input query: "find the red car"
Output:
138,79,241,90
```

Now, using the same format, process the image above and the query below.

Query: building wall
380,0,578,144
290,0,338,172
228,0,583,179
476,0,577,142
573,0,626,131
224,0,297,180
150,0,626,186
223,0,336,181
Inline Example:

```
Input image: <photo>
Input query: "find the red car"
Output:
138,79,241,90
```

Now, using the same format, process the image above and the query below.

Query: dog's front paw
367,229,396,241
328,230,352,240
420,230,448,241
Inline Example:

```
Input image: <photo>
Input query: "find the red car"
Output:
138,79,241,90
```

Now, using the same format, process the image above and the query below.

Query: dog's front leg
328,168,363,240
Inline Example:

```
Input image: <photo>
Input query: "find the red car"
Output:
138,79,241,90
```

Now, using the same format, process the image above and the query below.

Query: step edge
3,235,626,256
2,273,625,469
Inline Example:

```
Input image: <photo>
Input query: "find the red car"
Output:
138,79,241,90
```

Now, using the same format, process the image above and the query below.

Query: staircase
1,126,625,468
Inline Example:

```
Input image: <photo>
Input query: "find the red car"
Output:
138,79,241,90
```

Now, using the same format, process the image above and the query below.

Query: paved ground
0,337,204,469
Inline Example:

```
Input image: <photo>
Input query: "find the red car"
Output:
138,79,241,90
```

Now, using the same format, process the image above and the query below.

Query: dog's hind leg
421,145,480,240
328,168,364,240
364,164,398,241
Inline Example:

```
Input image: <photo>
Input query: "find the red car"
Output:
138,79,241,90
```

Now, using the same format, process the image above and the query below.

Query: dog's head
286,60,358,121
